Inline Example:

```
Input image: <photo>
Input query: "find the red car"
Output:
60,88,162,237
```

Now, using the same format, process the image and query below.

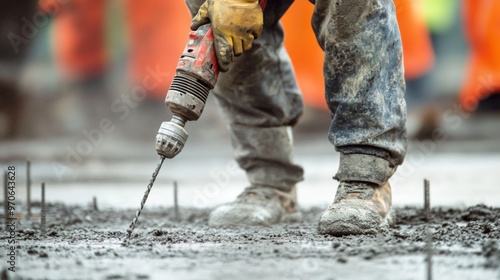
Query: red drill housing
165,24,219,122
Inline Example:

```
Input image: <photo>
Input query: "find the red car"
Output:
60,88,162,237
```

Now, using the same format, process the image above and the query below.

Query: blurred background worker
402,0,456,140
0,0,37,139
39,0,107,82
19,0,111,137
125,0,190,101
460,0,500,112
14,0,190,138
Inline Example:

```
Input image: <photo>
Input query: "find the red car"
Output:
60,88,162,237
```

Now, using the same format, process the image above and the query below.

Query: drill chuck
156,116,188,159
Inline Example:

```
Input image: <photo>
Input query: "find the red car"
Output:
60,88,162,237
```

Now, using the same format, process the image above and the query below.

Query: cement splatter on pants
185,0,407,190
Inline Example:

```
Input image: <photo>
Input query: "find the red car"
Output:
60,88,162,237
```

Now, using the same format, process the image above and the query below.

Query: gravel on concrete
1,203,499,280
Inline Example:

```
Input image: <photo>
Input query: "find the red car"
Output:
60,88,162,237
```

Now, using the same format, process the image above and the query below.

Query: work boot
208,185,302,227
317,181,394,236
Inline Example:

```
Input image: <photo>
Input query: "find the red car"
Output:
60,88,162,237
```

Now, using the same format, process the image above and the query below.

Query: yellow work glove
190,0,264,72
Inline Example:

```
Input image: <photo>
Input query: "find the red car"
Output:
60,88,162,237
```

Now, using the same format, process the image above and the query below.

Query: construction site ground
1,105,500,280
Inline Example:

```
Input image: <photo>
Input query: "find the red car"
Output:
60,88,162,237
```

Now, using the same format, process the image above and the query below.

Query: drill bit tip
124,156,166,243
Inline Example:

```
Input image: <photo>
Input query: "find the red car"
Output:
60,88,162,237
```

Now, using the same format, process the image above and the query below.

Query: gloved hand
190,0,264,72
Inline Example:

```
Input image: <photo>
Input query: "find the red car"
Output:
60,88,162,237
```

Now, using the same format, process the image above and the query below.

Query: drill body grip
165,24,218,122
176,24,219,88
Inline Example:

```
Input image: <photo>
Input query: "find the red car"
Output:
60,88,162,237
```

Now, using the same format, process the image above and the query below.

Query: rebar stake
41,182,46,236
27,160,31,219
174,181,179,222
424,179,430,222
93,196,98,212
426,227,433,280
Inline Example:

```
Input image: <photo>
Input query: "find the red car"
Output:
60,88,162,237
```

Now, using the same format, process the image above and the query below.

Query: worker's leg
311,0,407,235
185,0,304,226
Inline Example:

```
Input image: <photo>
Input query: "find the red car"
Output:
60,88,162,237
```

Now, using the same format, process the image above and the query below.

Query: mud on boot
317,181,395,236
208,186,302,227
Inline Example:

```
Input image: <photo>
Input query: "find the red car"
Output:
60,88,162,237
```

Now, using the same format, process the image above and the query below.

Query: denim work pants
184,0,407,190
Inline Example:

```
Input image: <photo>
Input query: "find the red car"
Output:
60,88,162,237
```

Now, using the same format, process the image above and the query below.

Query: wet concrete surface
1,102,500,279
1,203,499,280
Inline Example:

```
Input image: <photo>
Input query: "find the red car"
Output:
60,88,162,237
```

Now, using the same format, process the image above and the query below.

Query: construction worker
460,0,500,112
187,0,406,235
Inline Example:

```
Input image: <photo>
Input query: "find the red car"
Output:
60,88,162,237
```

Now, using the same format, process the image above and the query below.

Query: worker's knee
313,0,395,47
213,88,304,127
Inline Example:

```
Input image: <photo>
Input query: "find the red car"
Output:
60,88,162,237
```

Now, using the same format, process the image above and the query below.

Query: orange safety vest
395,0,434,80
126,0,191,100
40,0,107,80
40,0,190,94
460,0,500,111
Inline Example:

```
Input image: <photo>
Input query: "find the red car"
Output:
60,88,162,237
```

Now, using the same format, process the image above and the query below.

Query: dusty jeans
185,0,406,189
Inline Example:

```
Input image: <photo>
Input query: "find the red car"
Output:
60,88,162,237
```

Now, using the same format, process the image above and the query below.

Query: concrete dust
1,203,499,280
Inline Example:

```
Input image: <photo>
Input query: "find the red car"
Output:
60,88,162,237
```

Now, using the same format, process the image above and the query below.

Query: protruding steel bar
174,181,179,222
426,227,433,280
93,196,98,212
424,179,430,222
41,182,46,235
27,161,31,219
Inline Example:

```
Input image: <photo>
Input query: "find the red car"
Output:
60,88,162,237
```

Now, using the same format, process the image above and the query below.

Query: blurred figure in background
423,0,458,59
403,0,458,140
37,0,110,134
460,0,500,113
39,0,107,81
125,0,190,101
25,0,190,138
0,0,37,139
397,0,434,87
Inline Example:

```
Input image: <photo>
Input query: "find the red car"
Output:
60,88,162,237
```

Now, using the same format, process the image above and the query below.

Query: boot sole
317,208,396,236
208,205,303,227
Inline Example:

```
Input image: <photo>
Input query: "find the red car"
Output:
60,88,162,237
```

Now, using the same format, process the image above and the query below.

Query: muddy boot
208,185,302,227
317,181,394,236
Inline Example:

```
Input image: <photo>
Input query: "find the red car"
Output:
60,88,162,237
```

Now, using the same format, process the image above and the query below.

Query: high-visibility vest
460,0,500,111
39,0,107,80
40,0,190,96
125,0,191,99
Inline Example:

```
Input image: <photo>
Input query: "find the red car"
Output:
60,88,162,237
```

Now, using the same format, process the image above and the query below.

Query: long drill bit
124,156,166,243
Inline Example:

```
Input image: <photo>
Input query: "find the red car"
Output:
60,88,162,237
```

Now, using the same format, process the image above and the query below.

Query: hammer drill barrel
156,24,219,159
